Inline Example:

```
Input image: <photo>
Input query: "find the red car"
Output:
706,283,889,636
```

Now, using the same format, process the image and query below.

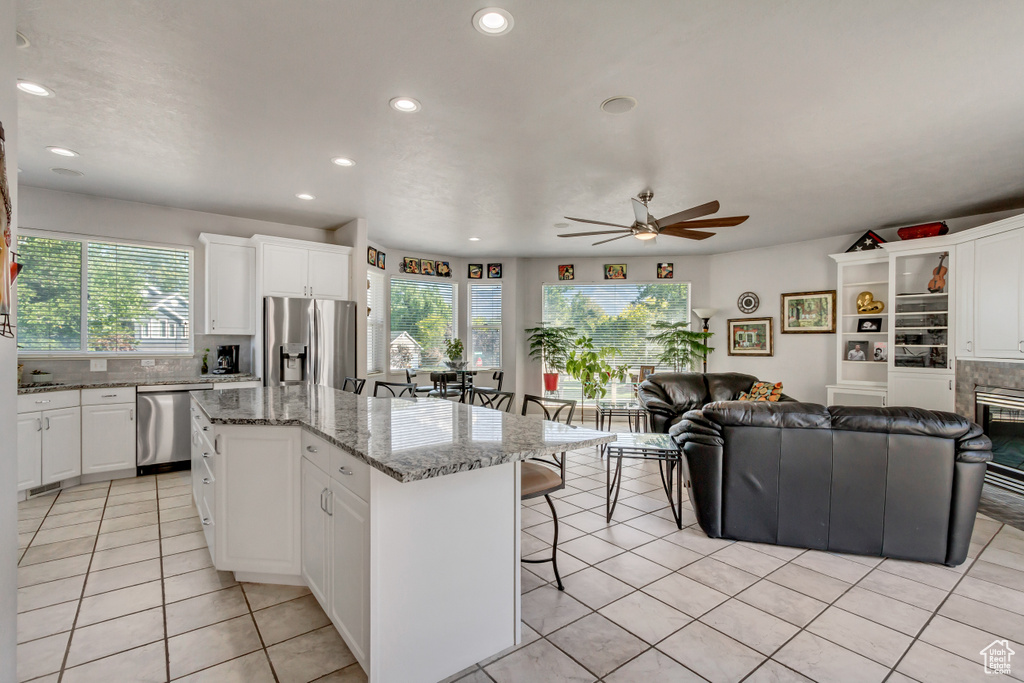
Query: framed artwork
376,251,386,269
421,259,436,276
558,264,574,281
604,264,626,280
403,257,420,274
857,317,883,333
468,263,483,279
727,318,774,356
487,263,502,278
845,230,886,253
657,263,673,279
639,365,656,381
872,341,888,362
436,261,451,277
781,290,836,334
846,340,869,361
367,247,377,266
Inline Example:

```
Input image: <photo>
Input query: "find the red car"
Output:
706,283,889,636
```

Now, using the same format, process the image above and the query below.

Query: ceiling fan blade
632,198,649,225
655,200,720,226
564,216,633,229
558,229,632,238
660,215,749,230
659,226,717,240
592,234,633,246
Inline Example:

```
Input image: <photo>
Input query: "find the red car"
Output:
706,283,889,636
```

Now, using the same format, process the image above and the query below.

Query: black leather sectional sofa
637,372,793,433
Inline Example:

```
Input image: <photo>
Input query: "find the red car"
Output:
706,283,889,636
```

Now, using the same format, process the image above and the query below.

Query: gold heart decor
856,291,885,314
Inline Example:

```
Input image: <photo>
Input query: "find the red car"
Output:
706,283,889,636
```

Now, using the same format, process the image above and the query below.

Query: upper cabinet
973,230,1024,359
200,234,257,335
954,241,975,357
257,237,351,300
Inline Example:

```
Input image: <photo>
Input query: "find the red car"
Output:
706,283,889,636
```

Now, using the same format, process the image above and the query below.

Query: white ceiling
14,1,1024,257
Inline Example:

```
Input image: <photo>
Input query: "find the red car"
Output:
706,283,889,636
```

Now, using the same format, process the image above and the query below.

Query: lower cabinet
40,407,82,485
888,372,955,412
302,458,331,607
81,403,136,474
16,413,42,491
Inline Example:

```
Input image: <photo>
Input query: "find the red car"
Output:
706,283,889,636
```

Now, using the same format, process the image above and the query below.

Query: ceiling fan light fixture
600,96,637,115
634,232,656,241
473,8,514,35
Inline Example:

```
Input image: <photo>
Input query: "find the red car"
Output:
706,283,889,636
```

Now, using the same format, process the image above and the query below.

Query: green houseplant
564,335,631,422
443,338,466,370
525,323,576,391
648,320,714,372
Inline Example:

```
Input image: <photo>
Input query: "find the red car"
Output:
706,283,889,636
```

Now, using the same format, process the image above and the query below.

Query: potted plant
444,338,466,370
648,320,714,372
564,335,631,422
201,348,210,375
525,323,576,391
30,369,53,384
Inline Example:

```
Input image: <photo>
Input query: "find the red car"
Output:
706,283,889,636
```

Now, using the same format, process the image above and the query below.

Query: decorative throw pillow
738,381,783,402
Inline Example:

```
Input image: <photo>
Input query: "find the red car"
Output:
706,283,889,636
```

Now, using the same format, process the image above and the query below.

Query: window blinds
389,278,455,370
16,236,83,352
367,271,385,374
469,283,501,369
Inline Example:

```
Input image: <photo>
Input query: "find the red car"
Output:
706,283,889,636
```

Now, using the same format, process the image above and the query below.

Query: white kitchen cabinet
202,235,256,335
974,230,1024,359
81,403,136,474
955,240,975,357
262,244,309,298
17,413,42,491
329,478,370,664
308,249,350,299
41,407,82,485
302,457,332,607
888,372,955,412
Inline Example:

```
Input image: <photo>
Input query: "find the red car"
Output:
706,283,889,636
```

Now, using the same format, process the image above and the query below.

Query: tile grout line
236,581,283,682
156,474,172,683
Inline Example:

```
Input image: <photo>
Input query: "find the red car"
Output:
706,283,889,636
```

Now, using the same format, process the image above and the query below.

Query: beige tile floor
14,447,1024,682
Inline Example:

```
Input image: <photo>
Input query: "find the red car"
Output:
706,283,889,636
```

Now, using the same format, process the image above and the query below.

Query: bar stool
373,381,417,398
468,387,516,412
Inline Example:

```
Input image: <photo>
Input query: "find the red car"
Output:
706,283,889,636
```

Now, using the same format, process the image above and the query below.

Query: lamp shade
692,308,718,321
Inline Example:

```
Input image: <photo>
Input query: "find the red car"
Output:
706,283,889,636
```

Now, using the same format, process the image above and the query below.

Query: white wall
333,218,369,375
1,2,19,677
706,234,853,403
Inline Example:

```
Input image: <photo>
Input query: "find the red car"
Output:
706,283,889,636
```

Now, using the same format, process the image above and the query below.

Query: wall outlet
90,359,107,372
140,359,156,367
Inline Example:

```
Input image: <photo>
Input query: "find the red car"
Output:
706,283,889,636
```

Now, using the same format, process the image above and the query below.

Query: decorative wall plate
737,291,759,314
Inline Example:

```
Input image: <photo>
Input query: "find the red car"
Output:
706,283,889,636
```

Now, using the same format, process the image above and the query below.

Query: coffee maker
212,345,239,374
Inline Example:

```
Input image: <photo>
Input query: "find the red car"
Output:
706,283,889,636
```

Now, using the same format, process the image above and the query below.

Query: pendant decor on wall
0,121,14,338
737,291,759,314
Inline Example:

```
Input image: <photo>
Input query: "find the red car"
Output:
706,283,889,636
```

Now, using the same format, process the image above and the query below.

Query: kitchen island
189,384,614,683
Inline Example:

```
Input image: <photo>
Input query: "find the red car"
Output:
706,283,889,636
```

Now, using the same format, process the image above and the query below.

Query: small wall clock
737,291,760,314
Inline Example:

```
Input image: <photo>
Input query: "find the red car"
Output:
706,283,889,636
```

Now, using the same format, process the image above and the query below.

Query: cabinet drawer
81,386,136,405
330,447,370,501
200,495,216,556
301,431,331,472
18,390,79,414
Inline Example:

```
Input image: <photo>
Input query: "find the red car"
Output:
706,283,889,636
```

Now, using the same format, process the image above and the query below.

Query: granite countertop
17,374,259,395
190,383,617,483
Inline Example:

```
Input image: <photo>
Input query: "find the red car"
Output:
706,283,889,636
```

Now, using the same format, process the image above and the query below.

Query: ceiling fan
559,191,749,246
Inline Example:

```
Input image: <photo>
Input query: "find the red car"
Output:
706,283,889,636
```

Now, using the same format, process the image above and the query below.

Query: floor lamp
692,308,717,373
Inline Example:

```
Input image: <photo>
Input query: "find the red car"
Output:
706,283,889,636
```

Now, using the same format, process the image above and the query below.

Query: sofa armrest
671,409,724,537
639,396,676,416
957,422,993,463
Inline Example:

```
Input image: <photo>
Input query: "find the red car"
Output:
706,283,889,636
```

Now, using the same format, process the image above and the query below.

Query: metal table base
605,434,685,529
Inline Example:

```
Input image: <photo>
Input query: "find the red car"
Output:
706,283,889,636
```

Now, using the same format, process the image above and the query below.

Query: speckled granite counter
190,383,616,483
18,374,259,395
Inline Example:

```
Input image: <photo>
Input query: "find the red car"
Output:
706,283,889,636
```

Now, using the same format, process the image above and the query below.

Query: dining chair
342,377,366,395
519,394,577,590
468,387,516,413
427,371,463,399
373,381,418,398
404,369,434,395
472,370,504,392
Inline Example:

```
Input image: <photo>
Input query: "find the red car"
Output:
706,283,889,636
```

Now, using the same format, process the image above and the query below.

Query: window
469,283,501,369
542,282,691,392
367,271,385,374
389,278,456,371
17,233,192,354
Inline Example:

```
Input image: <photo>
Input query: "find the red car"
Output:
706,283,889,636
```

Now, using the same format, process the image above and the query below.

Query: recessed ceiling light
473,8,514,35
16,32,29,49
331,157,355,167
47,146,78,157
295,193,316,201
601,96,638,114
51,168,84,177
469,237,481,241
389,97,421,113
17,80,52,97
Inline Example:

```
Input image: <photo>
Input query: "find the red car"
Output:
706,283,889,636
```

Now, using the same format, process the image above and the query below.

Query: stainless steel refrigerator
263,297,357,389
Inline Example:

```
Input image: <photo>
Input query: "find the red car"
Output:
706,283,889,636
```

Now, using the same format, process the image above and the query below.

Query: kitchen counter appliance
137,382,213,474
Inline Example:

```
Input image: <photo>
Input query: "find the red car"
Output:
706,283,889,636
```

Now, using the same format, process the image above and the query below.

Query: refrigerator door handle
310,299,321,385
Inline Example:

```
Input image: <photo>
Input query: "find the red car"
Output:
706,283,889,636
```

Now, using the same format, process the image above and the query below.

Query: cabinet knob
202,477,212,485
338,466,353,476
201,517,213,526
306,446,318,453
202,426,209,431
202,452,211,459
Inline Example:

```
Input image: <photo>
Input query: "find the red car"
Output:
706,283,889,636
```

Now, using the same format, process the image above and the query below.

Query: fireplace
977,386,1024,495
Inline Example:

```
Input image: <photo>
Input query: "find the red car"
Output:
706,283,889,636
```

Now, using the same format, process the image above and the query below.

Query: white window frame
17,228,195,358
367,271,386,375
468,282,502,370
388,276,458,372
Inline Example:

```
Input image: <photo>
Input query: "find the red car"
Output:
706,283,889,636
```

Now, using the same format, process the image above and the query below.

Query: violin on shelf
927,253,947,293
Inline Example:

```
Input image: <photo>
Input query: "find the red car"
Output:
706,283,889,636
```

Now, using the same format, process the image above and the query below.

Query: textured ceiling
14,0,1024,256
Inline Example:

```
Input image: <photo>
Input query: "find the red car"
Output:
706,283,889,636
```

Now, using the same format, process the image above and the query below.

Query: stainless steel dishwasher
137,383,213,473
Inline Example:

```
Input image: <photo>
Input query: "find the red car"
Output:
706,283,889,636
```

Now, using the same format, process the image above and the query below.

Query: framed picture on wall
604,264,626,280
402,257,420,274
436,261,451,277
657,263,673,279
376,251,386,269
857,317,882,333
639,365,656,381
367,247,377,266
468,263,483,279
488,263,502,278
558,264,574,280
781,290,836,333
421,259,436,276
727,318,774,356
846,340,869,361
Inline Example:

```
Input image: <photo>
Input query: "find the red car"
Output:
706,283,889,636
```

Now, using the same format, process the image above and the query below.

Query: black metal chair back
342,377,365,395
404,369,432,394
469,388,516,413
491,370,505,391
373,381,417,398
521,394,576,425
428,371,463,399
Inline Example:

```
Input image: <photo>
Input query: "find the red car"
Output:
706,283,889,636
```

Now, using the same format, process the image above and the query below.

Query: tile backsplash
955,358,1024,419
19,335,254,384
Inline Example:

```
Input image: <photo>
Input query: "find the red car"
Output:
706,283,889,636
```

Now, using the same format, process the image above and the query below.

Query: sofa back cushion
705,373,760,402
645,372,709,411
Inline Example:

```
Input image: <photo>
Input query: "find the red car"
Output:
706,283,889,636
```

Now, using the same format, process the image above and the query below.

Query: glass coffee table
605,432,686,528
595,398,649,433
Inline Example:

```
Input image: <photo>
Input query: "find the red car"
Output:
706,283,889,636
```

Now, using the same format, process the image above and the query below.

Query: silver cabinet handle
202,451,211,459
949,380,953,390
212,319,215,330
202,425,209,432
36,418,42,432
129,408,134,421
338,466,353,476
202,477,212,485
306,445,317,453
320,488,327,512
45,417,50,430
967,340,973,352
1019,340,1024,353
101,394,117,398
325,490,333,516
35,400,51,404
202,517,213,526
214,435,222,454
